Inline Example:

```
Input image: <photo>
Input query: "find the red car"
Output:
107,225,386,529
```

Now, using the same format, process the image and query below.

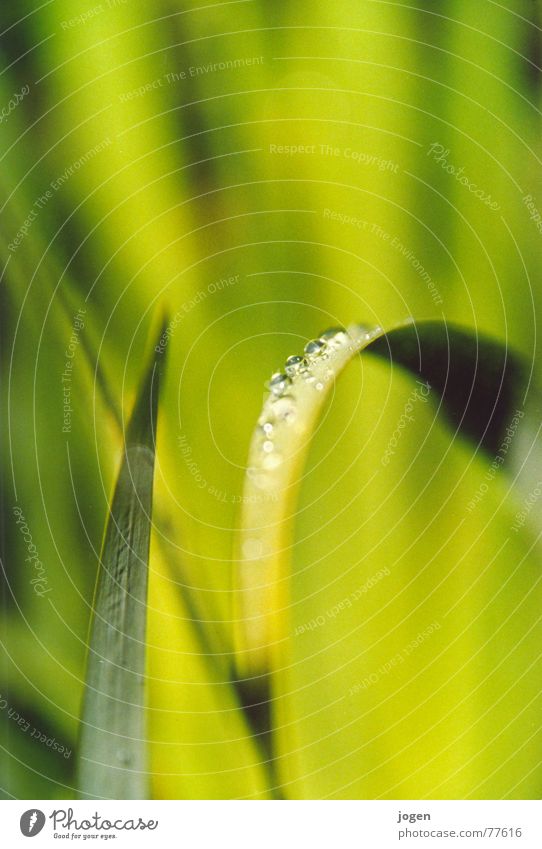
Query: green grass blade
234,325,374,676
77,321,167,800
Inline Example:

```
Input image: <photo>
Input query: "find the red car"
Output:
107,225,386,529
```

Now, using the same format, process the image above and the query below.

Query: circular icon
20,810,46,837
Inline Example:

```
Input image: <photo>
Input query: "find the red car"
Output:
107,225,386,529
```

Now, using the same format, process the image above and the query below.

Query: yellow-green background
1,0,541,799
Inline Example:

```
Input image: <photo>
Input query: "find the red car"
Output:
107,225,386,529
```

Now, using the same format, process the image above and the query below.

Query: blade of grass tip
77,317,168,800
234,320,528,678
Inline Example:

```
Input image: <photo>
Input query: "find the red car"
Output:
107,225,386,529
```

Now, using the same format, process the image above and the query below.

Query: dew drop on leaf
320,326,349,348
285,354,308,376
304,339,327,358
269,372,290,396
116,749,131,767
243,538,264,559
262,453,283,470
272,397,297,423
320,326,346,339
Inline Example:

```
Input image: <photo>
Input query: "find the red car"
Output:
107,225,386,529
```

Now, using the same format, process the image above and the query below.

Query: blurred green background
1,0,542,799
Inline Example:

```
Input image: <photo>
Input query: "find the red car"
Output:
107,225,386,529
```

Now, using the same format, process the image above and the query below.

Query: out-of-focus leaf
146,544,273,800
0,697,74,800
276,365,542,797
367,321,527,455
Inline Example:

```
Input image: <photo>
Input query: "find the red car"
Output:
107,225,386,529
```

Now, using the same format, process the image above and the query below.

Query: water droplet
315,381,325,391
251,471,270,489
360,323,382,340
243,538,264,559
269,372,290,397
263,452,283,470
320,326,349,348
320,326,346,339
116,749,131,767
304,338,326,358
259,421,274,436
263,440,274,453
356,323,376,339
321,326,347,345
285,354,307,377
272,396,296,423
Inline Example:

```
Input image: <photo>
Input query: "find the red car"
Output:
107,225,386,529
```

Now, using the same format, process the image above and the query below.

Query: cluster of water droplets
250,326,363,476
242,323,381,558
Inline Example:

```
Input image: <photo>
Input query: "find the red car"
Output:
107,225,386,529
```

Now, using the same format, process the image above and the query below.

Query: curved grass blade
77,320,167,800
234,320,528,677
234,325,377,676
